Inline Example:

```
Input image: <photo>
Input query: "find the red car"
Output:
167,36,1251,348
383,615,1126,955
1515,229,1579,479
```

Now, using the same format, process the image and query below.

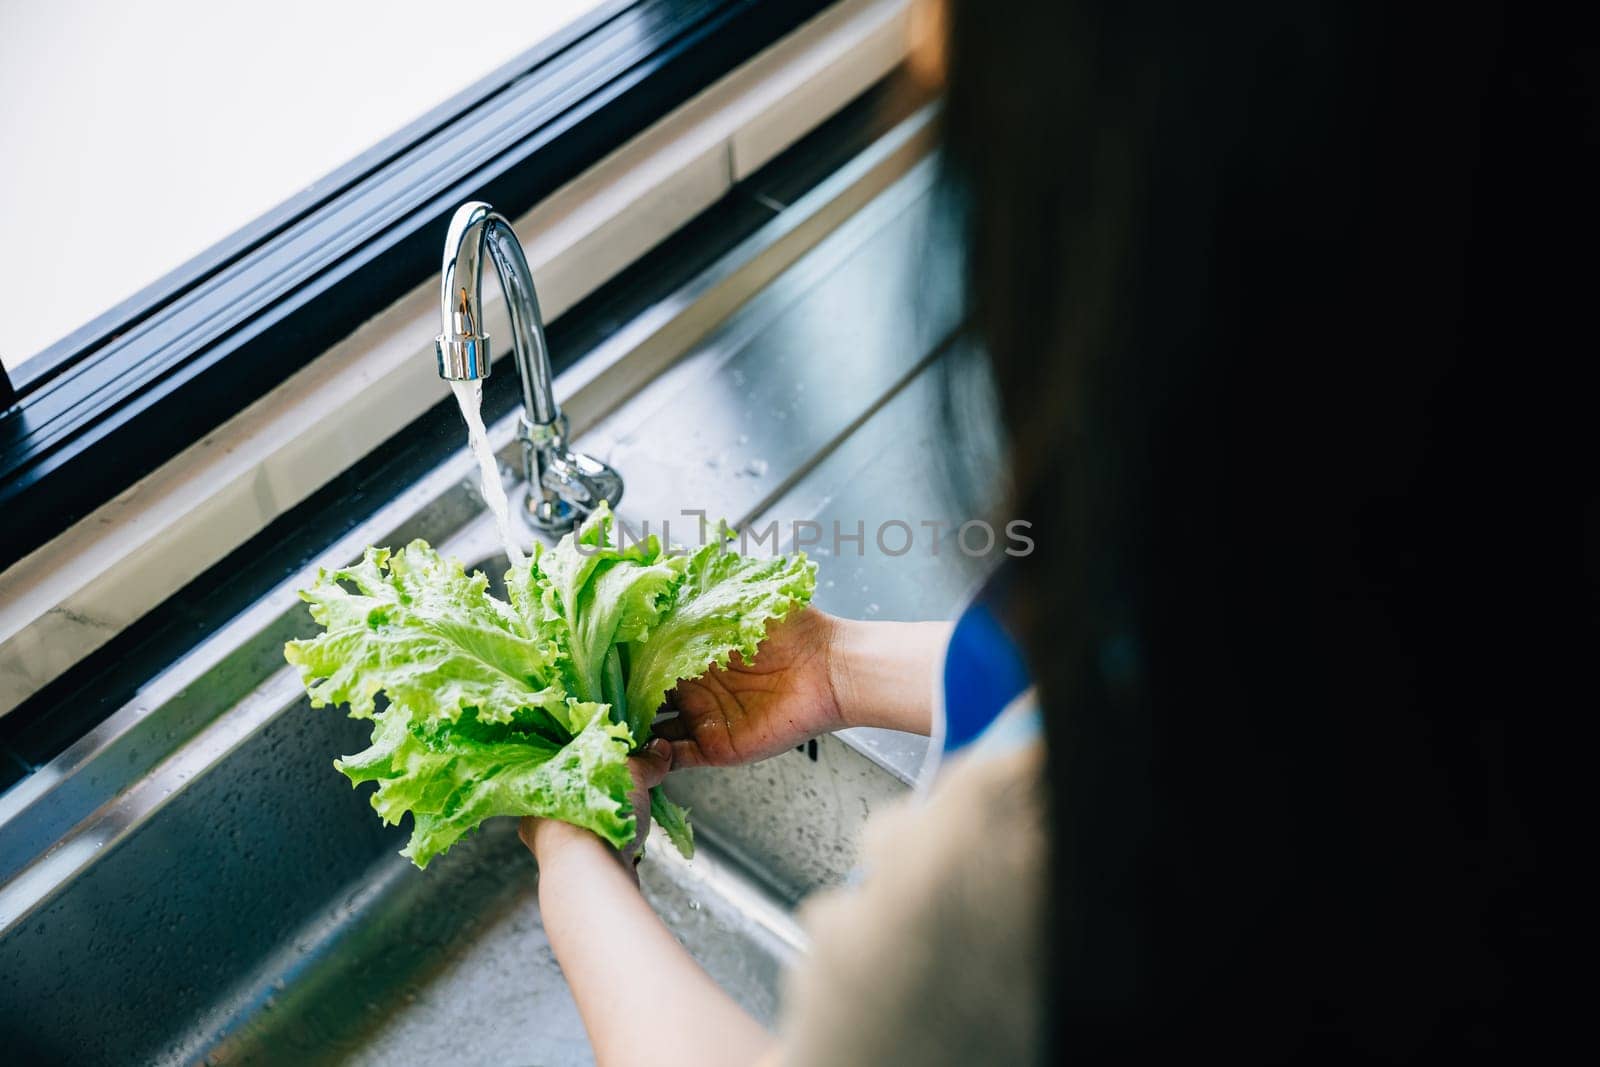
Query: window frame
0,0,837,568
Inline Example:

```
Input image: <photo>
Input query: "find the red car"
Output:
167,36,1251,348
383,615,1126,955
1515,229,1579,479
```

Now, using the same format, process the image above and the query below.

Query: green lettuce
285,503,814,868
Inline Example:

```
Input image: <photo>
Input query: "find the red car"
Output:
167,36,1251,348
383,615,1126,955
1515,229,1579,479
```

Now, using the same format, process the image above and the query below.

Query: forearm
828,617,951,735
535,829,772,1067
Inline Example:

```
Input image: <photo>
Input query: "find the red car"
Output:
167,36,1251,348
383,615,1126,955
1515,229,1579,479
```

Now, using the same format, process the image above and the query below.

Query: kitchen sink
0,130,985,1064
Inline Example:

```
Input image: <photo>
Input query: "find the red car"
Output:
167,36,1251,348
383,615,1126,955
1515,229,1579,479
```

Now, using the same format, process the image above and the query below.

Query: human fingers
630,738,673,789
666,739,710,770
651,711,692,742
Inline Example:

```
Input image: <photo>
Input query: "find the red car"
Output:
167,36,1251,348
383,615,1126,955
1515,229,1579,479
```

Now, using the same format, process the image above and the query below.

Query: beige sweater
779,743,1047,1066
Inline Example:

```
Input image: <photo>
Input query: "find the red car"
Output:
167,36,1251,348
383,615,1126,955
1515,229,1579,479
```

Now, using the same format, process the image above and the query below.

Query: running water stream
449,379,527,567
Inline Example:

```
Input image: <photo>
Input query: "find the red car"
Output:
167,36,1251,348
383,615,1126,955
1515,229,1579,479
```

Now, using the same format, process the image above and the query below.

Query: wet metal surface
197,824,795,1067
665,734,910,903
582,155,958,539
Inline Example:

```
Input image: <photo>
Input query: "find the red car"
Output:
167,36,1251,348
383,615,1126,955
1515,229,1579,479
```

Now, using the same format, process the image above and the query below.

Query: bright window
0,0,608,373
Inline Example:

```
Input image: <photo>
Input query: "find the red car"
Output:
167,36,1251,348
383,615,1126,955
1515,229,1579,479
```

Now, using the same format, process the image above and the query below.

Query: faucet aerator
435,334,492,381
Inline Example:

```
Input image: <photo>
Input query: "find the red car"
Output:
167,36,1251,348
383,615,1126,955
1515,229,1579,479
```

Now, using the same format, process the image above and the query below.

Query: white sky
0,0,607,373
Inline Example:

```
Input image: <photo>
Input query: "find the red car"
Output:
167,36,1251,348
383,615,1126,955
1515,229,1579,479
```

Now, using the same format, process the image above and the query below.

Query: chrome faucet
434,201,622,532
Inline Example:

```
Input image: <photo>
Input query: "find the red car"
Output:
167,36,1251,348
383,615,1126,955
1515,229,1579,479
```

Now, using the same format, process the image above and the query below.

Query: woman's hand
654,608,953,768
653,607,845,768
518,738,772,1067
519,737,674,873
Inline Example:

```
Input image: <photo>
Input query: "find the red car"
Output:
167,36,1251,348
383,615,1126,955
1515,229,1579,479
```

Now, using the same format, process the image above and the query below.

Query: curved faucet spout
434,201,622,531
436,202,555,424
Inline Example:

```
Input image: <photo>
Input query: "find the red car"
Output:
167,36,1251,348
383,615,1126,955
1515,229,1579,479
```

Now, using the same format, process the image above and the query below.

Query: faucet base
522,445,624,533
524,489,578,533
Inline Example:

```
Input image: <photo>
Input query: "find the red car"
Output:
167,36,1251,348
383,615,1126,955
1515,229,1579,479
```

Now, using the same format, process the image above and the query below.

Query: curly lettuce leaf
515,504,679,717
622,532,817,741
284,542,570,728
649,786,695,859
336,699,634,868
286,508,814,869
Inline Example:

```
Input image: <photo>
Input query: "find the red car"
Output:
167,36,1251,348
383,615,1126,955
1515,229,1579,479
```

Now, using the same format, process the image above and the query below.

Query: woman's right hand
653,608,951,768
653,607,846,768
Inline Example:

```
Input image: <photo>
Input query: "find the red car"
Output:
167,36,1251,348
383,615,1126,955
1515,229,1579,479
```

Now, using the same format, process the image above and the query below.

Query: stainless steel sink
200,818,803,1067
0,127,980,1064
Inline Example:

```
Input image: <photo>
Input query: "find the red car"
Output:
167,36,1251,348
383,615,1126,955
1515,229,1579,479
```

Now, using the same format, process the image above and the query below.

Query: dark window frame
0,0,837,568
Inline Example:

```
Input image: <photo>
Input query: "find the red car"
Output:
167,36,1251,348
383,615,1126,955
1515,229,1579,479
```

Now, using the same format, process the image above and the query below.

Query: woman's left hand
516,738,770,1067
518,737,674,874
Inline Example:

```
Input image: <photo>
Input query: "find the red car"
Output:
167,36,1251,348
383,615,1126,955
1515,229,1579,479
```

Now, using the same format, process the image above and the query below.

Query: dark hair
940,0,1568,1058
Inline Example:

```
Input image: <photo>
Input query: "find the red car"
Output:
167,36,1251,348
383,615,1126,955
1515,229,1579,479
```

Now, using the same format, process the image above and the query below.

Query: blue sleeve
940,590,1032,756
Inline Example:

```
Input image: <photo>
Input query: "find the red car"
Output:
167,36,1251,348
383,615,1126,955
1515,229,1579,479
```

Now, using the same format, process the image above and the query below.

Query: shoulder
780,742,1046,1067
